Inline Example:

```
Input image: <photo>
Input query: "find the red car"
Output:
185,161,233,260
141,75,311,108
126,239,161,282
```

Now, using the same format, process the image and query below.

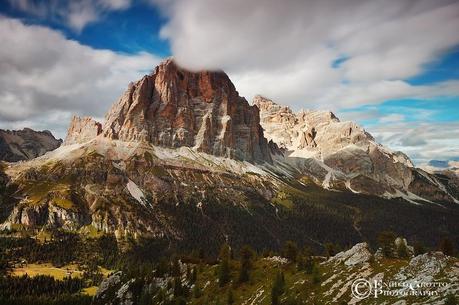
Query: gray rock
0,128,62,162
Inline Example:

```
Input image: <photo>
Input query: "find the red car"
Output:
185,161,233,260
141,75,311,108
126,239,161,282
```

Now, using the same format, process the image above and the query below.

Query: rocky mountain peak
102,58,271,163
52,60,457,203
64,116,102,145
253,95,286,112
253,95,356,154
254,96,459,202
0,128,62,162
253,95,339,127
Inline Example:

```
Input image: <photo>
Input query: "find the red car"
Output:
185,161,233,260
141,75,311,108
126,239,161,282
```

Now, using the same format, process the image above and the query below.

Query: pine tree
413,241,426,256
190,266,198,285
439,238,455,256
227,288,235,305
271,286,280,305
238,245,254,283
312,264,321,285
324,242,338,259
186,264,191,281
297,247,313,272
271,271,285,305
283,241,298,263
378,231,396,258
192,285,202,298
396,242,409,259
173,277,184,297
218,243,231,286
171,256,181,277
139,289,153,305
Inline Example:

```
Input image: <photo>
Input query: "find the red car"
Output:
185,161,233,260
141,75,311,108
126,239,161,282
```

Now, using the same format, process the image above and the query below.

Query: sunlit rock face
103,59,271,163
254,95,459,202
64,116,102,145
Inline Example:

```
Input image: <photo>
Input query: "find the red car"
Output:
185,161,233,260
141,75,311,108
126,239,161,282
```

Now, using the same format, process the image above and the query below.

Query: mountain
254,95,459,204
102,58,272,163
0,128,62,162
64,116,102,145
422,159,459,176
0,59,458,254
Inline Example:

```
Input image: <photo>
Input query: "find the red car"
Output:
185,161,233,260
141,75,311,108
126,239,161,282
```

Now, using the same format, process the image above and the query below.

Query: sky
0,0,458,166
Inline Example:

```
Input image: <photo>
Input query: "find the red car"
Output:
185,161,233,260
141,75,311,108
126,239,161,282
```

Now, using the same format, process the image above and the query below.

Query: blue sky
0,0,458,166
0,1,169,55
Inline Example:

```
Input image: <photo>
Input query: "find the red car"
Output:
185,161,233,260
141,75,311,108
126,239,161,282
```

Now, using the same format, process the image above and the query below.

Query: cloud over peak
156,0,459,109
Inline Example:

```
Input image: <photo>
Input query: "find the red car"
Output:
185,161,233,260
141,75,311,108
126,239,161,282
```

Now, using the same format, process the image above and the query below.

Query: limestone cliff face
253,95,459,202
64,116,102,145
103,59,271,163
253,95,374,157
0,128,62,162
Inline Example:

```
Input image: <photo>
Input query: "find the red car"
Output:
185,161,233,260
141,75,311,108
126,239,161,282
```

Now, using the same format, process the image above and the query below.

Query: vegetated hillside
1,229,458,304
92,242,458,305
1,148,458,256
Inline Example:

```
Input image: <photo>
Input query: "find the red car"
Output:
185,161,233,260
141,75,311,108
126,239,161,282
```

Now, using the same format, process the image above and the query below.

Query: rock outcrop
321,243,459,305
102,59,271,163
64,116,102,145
0,128,62,162
326,242,373,266
1,190,91,231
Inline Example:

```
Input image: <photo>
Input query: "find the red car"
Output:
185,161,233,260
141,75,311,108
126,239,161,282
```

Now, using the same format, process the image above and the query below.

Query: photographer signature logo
351,278,448,299
351,279,373,299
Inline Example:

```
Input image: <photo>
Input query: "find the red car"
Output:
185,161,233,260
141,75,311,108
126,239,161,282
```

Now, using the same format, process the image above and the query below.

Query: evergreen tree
271,286,280,305
378,231,396,258
171,256,181,277
192,285,202,298
186,265,191,281
227,288,235,305
324,242,338,259
312,264,321,285
218,243,231,286
156,258,169,277
238,245,254,283
413,241,426,256
271,271,285,305
190,266,198,285
297,247,313,273
283,241,298,263
438,238,455,256
173,277,185,297
396,242,409,259
139,289,153,305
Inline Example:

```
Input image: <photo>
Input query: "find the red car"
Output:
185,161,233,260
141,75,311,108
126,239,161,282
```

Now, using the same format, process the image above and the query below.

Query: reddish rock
103,59,271,162
64,116,102,145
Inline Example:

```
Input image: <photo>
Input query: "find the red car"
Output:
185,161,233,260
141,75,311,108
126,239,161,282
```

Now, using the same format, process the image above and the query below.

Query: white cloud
368,122,459,165
99,0,132,10
154,0,459,110
7,0,133,31
151,0,459,163
0,16,161,138
379,114,406,124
